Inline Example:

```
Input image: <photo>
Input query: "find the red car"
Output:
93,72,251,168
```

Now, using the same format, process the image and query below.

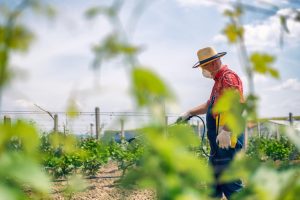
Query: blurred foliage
0,25,34,52
223,23,244,44
247,136,299,162
63,174,88,200
42,136,110,178
131,67,173,108
0,121,51,199
213,89,245,136
220,152,300,200
91,33,141,69
0,0,55,89
223,6,244,43
85,6,117,19
121,124,213,199
108,139,144,176
66,98,80,119
250,53,279,79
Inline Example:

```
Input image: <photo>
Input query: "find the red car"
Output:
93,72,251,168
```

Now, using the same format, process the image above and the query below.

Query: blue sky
2,0,300,132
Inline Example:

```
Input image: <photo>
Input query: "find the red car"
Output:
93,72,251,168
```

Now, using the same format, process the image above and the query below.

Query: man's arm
188,102,209,116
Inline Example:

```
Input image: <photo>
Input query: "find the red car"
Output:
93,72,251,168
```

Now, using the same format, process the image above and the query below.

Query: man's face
201,59,220,72
201,61,213,72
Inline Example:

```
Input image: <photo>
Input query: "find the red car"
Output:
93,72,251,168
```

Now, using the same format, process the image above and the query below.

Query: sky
2,0,300,132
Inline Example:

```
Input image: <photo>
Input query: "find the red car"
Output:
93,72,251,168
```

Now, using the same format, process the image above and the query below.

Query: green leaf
63,174,87,198
0,25,35,52
85,7,104,19
0,183,27,200
280,15,289,33
252,167,298,200
85,6,116,19
223,23,244,43
92,34,141,68
167,124,200,147
223,7,243,18
212,89,245,135
131,67,173,107
122,125,213,199
244,94,258,121
250,52,279,79
0,121,40,154
0,152,51,193
66,98,80,119
285,127,300,150
49,133,77,154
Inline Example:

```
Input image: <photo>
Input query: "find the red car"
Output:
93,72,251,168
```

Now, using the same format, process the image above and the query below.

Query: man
179,47,244,199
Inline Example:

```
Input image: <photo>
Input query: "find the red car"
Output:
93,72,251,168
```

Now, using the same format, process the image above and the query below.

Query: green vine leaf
250,53,279,79
131,67,173,107
212,89,245,136
0,25,35,52
92,34,141,68
280,15,290,33
223,23,244,43
85,6,116,19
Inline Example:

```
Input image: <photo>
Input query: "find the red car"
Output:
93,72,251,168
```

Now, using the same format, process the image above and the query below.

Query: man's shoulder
221,69,242,86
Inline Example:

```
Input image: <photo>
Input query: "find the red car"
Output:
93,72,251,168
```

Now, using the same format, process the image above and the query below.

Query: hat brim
192,52,226,68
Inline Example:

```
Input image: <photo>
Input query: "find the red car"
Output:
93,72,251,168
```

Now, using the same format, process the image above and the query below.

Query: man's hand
216,129,231,149
176,111,191,123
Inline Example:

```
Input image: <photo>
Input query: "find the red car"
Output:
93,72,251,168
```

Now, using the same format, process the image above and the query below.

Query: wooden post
120,119,125,142
164,115,168,136
95,107,100,140
257,122,261,138
289,112,293,126
54,114,58,132
276,123,280,140
90,123,94,137
4,115,11,127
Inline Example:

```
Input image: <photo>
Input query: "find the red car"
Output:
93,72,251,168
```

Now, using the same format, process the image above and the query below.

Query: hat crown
197,47,218,61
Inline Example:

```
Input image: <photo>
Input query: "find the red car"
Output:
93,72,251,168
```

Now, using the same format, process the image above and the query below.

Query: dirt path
51,162,155,200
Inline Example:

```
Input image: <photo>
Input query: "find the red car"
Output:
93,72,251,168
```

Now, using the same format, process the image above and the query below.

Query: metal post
95,107,100,139
54,114,58,132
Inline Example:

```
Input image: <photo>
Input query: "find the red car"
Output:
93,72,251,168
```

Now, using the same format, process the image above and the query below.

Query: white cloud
176,0,290,14
14,99,36,109
177,0,220,7
213,8,300,51
269,78,300,91
176,0,233,11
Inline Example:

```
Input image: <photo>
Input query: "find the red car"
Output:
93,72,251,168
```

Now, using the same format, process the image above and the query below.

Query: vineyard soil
51,161,155,200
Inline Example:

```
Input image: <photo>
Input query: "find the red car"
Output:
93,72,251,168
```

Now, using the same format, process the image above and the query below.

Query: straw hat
192,47,226,68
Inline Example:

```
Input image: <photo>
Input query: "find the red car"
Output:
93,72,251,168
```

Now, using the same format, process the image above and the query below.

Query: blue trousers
209,134,244,199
